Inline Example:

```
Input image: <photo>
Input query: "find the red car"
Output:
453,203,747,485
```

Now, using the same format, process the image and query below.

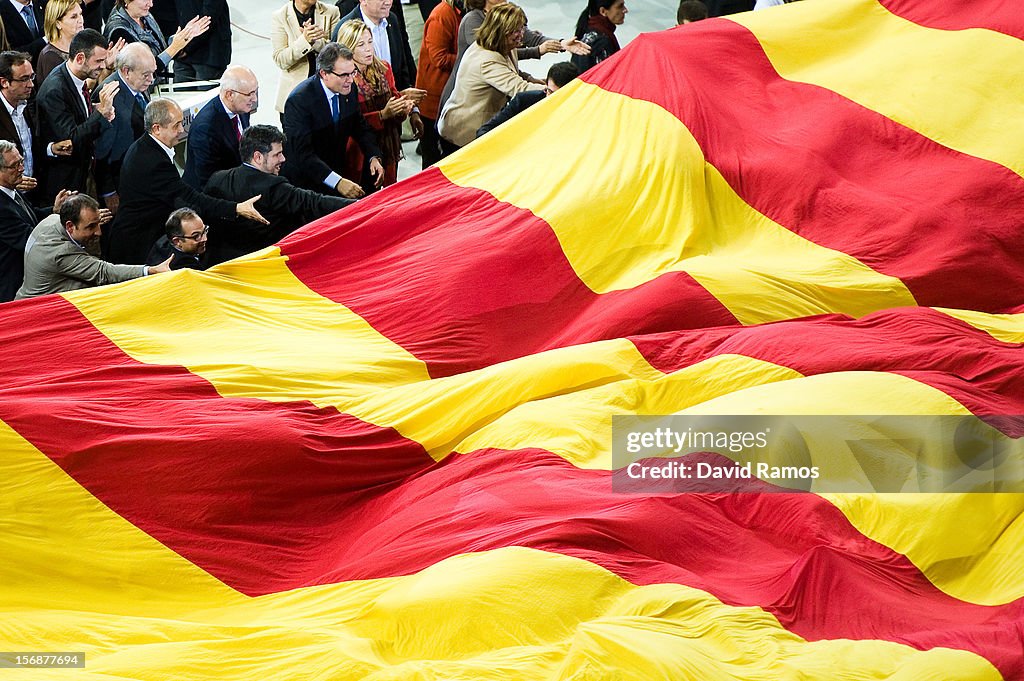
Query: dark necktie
331,94,340,124
232,115,242,142
135,92,147,111
13,191,34,223
21,5,39,38
82,83,93,115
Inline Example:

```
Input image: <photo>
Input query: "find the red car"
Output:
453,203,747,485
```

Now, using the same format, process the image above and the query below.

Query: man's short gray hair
144,98,181,130
316,43,353,75
0,139,17,156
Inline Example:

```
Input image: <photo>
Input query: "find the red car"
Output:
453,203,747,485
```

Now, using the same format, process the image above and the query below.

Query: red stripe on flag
0,297,435,592
879,0,1024,39
1,300,1021,678
631,307,1024,432
581,21,1024,313
278,170,738,378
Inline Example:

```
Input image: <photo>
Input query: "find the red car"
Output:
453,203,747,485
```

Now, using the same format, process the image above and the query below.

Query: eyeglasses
1,159,25,170
326,69,356,80
231,88,258,98
9,75,34,83
176,227,209,240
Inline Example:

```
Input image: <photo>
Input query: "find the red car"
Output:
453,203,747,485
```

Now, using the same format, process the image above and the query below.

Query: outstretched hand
237,194,269,224
561,37,591,55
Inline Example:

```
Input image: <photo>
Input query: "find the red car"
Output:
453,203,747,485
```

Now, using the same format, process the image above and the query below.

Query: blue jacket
182,94,249,190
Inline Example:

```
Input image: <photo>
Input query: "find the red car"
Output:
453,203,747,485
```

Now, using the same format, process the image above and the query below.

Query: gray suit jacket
16,214,146,299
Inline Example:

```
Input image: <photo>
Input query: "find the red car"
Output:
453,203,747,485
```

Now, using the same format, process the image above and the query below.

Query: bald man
182,64,259,189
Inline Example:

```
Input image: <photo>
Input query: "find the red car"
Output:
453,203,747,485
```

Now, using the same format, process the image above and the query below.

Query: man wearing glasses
282,42,383,198
182,65,260,189
0,51,46,193
0,141,78,301
16,193,172,300
93,43,158,215
146,207,209,270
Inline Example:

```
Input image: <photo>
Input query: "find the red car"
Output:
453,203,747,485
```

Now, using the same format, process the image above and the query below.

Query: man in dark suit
0,0,45,61
282,43,383,198
35,29,117,203
181,65,258,190
0,141,73,301
204,124,352,265
107,98,267,264
0,51,38,184
173,0,232,82
146,207,208,270
332,0,416,91
93,43,157,213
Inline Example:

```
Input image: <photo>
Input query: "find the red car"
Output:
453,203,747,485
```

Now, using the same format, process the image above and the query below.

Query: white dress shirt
360,9,392,66
150,134,176,162
0,91,33,177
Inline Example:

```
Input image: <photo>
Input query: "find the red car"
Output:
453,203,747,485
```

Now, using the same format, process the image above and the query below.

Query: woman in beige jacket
437,2,544,149
271,0,341,117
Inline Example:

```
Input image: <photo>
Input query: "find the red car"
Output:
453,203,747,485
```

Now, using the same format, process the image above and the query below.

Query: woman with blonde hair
335,19,424,191
36,0,85,86
438,2,544,150
40,0,124,87
36,0,89,86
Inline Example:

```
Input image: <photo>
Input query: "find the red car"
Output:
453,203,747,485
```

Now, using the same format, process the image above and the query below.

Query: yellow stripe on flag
731,0,1024,179
439,81,917,323
66,249,431,405
454,352,801,467
934,308,1024,344
824,493,1024,607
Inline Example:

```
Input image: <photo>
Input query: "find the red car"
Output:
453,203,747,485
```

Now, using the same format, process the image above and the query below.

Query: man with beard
35,29,119,203
16,193,171,299
146,207,209,270
204,124,351,264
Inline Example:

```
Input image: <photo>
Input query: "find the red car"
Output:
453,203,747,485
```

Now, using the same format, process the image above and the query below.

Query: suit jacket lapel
62,67,88,120
6,190,35,223
0,104,19,150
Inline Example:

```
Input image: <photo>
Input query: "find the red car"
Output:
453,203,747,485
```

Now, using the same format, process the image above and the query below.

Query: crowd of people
0,0,735,302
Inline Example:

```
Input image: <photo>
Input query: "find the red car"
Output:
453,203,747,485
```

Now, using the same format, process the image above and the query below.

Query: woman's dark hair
575,0,619,38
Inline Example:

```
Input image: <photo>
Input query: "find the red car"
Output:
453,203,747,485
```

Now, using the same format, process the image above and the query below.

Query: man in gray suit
16,193,170,299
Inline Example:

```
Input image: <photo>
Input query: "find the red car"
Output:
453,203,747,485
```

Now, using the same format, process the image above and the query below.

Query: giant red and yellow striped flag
2,0,1023,678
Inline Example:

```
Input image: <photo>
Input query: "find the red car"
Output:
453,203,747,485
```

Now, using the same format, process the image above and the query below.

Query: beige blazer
438,42,544,148
17,215,145,299
271,1,341,113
